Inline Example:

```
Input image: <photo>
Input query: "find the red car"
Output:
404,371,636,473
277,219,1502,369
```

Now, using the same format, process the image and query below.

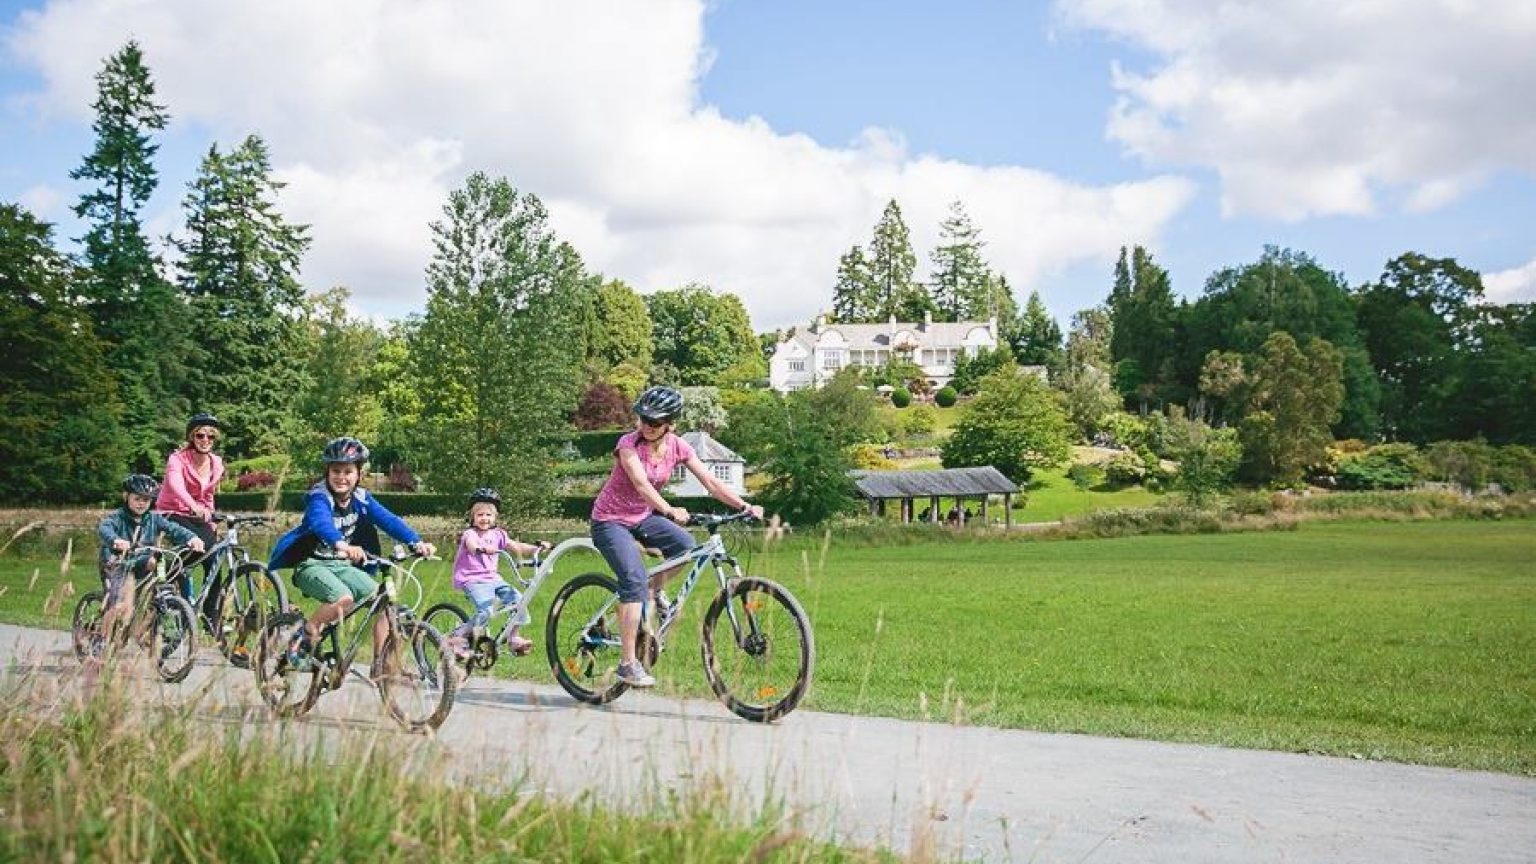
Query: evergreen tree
830,245,876,323
1058,307,1120,438
866,200,929,321
928,200,991,322
1106,245,1179,410
70,40,189,466
0,203,126,501
172,135,311,457
1011,290,1064,369
1239,332,1344,486
409,173,588,513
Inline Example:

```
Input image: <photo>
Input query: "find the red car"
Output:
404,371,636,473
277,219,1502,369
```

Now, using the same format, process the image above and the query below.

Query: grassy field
3,518,1532,773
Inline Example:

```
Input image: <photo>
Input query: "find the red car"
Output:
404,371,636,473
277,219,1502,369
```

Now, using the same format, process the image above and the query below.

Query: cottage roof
808,320,992,351
849,466,1018,499
681,430,744,463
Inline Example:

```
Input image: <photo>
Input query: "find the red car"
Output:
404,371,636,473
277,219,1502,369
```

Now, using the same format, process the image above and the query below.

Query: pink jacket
156,447,224,520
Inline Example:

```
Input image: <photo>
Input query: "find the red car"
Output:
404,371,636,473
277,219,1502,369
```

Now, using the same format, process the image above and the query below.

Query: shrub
890,388,912,408
1103,450,1148,486
1066,462,1103,490
574,381,631,431
1335,444,1421,490
934,386,957,408
384,463,418,492
901,404,937,436
850,443,896,470
235,470,276,492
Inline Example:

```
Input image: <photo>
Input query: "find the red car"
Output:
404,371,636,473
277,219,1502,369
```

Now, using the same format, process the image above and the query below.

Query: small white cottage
667,430,747,497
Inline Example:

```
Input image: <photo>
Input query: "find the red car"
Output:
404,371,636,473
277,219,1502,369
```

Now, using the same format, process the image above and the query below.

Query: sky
2,0,1534,332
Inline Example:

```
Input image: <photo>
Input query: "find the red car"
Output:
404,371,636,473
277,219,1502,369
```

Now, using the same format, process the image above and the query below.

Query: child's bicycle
71,545,200,683
545,511,814,723
252,548,456,733
184,513,289,668
420,541,574,676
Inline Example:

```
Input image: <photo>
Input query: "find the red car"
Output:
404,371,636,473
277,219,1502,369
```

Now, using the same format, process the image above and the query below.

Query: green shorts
293,558,377,604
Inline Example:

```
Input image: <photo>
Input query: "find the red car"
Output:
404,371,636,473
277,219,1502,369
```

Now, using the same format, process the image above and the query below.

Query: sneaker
503,634,533,656
284,631,314,671
615,660,655,688
446,635,473,660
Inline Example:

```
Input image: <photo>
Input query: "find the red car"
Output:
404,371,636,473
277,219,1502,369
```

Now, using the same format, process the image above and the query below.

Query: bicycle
252,549,456,733
183,513,289,668
71,545,200,683
420,541,571,676
545,512,814,723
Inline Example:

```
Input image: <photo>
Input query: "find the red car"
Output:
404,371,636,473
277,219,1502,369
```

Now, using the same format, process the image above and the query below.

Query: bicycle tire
378,618,456,733
700,577,814,723
253,610,322,718
545,571,630,705
422,602,476,674
218,562,288,669
71,590,107,662
151,593,199,683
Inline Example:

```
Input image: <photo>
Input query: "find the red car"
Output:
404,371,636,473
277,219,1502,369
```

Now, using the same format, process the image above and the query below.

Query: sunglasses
639,417,673,429
192,432,219,442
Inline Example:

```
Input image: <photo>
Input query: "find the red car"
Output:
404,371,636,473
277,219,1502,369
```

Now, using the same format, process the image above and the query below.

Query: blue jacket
268,483,422,572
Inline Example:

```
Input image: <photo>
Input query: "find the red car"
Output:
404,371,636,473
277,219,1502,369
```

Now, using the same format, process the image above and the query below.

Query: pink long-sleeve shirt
155,447,224,520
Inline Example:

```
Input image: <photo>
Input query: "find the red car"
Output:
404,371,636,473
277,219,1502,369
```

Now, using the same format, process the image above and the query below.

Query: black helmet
634,386,684,423
469,487,501,508
321,437,370,465
186,412,222,435
122,473,160,498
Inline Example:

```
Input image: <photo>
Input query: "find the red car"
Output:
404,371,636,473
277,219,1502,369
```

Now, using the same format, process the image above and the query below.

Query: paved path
3,622,1532,863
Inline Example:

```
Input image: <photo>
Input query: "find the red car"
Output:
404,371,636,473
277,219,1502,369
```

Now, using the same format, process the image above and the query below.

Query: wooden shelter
850,466,1020,527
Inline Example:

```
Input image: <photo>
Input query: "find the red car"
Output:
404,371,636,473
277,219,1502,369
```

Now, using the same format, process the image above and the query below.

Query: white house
768,312,1000,392
666,430,747,497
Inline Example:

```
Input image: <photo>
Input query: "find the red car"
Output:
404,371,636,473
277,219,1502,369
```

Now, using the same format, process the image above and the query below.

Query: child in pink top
447,488,549,657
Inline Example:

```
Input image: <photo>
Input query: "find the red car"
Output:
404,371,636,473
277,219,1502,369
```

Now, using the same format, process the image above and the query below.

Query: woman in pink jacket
156,412,226,612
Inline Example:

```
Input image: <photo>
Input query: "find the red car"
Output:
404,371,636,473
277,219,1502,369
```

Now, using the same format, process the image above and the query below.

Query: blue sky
3,0,1534,329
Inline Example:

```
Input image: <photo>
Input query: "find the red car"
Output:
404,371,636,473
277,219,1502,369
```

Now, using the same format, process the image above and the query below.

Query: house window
788,360,805,372
670,466,686,484
822,350,843,370
712,464,733,482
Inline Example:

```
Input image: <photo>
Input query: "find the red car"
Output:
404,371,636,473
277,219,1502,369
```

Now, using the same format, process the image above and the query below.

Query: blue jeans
463,580,528,630
591,515,695,603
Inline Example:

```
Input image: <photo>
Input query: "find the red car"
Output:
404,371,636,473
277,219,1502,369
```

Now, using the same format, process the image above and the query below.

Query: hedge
213,490,736,519
571,430,625,459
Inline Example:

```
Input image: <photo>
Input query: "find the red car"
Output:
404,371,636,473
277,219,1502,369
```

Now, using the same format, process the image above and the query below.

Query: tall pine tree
929,200,992,322
70,40,189,467
866,200,930,322
830,245,876,323
172,135,311,457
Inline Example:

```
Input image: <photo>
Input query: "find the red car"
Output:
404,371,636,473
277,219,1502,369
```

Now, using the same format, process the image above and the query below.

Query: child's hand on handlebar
412,541,436,558
187,538,206,554
112,538,130,553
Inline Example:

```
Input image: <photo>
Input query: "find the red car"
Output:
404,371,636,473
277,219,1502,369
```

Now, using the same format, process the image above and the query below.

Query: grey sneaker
616,660,656,688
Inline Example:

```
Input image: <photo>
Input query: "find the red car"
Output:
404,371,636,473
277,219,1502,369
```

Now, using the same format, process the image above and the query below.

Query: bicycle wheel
218,563,288,669
151,594,199,683
253,610,321,718
700,577,814,723
545,571,629,705
377,618,456,733
422,602,476,674
71,590,107,662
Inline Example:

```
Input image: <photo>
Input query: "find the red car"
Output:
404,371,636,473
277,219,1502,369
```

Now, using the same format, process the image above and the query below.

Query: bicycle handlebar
212,513,273,527
686,510,759,530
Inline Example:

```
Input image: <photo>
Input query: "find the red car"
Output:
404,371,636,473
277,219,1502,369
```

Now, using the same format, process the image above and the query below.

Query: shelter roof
850,466,1018,499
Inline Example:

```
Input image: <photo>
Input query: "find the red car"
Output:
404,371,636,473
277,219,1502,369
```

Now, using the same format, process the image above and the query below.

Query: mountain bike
184,513,289,668
71,545,200,683
253,549,455,733
545,512,814,723
421,539,580,677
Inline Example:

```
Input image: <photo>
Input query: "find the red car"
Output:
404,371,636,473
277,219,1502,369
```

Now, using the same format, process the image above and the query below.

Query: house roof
681,430,744,463
849,466,1019,499
777,319,996,353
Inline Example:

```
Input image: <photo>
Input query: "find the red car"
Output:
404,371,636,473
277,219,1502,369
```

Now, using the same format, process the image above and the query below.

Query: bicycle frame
187,515,261,615
309,553,431,688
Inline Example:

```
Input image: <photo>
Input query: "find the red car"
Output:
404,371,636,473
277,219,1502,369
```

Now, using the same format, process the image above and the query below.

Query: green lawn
4,519,1533,773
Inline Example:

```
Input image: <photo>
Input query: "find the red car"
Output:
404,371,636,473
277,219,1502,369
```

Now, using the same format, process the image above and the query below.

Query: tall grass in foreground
0,669,915,863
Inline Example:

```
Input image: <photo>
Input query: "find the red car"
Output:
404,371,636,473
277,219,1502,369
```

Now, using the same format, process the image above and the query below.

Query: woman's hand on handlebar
667,506,690,525
741,504,764,520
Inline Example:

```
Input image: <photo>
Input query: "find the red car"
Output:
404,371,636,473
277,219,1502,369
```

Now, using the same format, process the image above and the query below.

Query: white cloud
1483,257,1536,304
1059,0,1536,220
7,0,1195,328
17,183,64,220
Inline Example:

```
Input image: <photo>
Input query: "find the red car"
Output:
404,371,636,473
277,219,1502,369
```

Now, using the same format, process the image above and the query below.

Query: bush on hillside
890,388,912,408
934,386,957,408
